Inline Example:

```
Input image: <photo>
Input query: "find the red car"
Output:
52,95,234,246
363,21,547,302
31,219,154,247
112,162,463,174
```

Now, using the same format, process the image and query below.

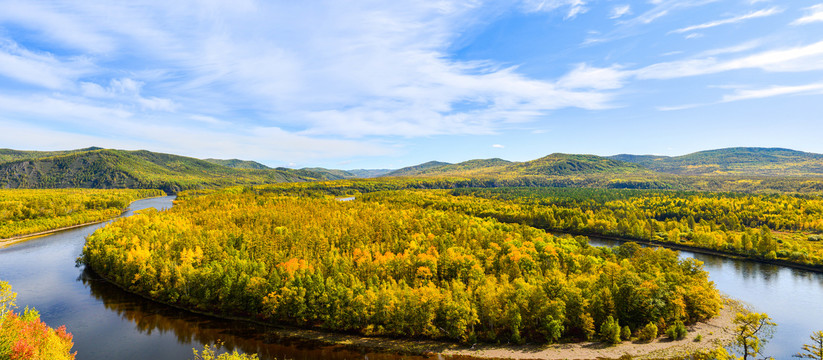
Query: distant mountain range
609,147,823,176
0,148,317,193
2,146,822,192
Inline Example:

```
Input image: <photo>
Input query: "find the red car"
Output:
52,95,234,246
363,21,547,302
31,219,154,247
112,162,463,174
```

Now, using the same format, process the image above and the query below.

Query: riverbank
443,298,740,360
88,259,740,360
550,230,823,274
0,194,169,248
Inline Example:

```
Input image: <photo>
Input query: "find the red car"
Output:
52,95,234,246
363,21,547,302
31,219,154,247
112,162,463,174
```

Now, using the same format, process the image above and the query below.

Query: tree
599,316,621,345
732,312,775,360
796,330,823,359
0,280,16,325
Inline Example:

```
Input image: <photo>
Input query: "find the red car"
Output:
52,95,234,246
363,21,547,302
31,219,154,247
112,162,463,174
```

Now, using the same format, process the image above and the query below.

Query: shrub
621,325,631,341
665,320,688,340
637,322,658,342
599,316,621,345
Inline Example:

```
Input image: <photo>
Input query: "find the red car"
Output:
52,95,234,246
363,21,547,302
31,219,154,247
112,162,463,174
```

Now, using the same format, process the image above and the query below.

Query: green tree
796,330,823,359
599,316,621,345
732,312,775,360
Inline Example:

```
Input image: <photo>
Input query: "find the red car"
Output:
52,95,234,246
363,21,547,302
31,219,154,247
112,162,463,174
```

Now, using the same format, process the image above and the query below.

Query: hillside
611,147,823,176
382,161,451,177
0,147,103,163
384,154,647,178
0,149,317,193
203,158,270,169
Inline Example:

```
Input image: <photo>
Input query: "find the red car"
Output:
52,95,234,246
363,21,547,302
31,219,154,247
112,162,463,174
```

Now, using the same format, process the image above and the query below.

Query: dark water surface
1,196,821,359
588,237,823,358
0,196,450,360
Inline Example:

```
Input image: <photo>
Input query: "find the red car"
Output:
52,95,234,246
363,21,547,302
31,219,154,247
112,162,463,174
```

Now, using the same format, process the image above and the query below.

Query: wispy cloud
558,64,629,90
521,0,588,19
610,5,631,19
671,7,782,34
634,40,823,79
721,82,823,102
492,144,505,148
793,4,823,25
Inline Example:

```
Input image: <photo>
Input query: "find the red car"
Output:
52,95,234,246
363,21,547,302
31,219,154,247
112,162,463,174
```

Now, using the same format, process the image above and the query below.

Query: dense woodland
82,186,721,344
361,188,823,267
0,188,164,239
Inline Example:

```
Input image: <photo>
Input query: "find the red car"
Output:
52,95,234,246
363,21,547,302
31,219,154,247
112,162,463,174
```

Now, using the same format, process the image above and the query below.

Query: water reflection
588,236,823,358
80,268,463,360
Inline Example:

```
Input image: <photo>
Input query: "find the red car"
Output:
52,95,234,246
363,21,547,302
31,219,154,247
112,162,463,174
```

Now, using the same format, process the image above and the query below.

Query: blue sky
1,0,823,169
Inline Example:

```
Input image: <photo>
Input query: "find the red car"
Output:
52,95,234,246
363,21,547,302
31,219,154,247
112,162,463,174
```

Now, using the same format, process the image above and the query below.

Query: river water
0,196,820,359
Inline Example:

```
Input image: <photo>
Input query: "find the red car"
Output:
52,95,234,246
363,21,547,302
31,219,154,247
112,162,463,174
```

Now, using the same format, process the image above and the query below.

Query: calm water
588,237,823,358
0,196,445,360
0,196,820,359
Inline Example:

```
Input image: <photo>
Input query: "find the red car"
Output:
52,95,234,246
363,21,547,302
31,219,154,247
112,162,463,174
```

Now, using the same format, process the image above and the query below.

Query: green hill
0,147,103,163
203,158,270,169
384,154,646,178
382,161,451,177
0,149,317,193
416,158,512,176
611,147,823,176
513,153,647,176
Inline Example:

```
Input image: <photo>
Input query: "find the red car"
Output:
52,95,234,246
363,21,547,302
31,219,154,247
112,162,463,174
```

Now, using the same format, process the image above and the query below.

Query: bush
599,316,621,345
694,333,703,342
665,320,688,340
621,325,631,341
637,322,658,342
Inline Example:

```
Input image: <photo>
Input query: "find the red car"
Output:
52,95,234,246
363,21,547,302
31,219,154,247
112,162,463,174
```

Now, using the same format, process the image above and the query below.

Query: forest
0,188,164,240
359,187,823,267
82,186,722,344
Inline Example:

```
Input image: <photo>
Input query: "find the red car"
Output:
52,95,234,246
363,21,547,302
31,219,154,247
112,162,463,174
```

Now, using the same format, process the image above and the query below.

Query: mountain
382,161,451,177
0,148,317,193
383,154,646,178
346,169,393,178
296,168,393,180
0,147,103,163
203,158,270,169
611,147,823,176
415,158,512,176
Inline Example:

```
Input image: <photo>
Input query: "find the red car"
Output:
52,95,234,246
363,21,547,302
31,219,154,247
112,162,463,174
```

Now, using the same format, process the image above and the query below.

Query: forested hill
0,148,319,193
383,154,647,178
0,147,103,163
203,158,270,169
382,161,452,177
610,147,823,176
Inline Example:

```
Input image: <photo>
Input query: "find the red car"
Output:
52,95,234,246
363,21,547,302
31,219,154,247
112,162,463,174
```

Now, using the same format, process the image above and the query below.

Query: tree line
82,188,721,344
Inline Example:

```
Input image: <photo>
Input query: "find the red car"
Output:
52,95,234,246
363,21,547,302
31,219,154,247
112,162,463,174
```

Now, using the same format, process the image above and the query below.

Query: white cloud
521,0,588,19
610,5,632,19
634,40,823,79
492,144,505,148
671,7,782,34
721,83,823,102
558,64,629,90
0,39,90,89
793,4,823,25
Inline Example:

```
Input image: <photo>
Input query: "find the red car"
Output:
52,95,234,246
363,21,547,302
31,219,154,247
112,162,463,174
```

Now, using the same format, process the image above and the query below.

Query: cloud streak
670,7,782,34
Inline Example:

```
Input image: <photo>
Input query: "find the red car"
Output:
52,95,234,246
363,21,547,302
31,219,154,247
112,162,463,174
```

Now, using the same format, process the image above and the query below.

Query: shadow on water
80,268,474,360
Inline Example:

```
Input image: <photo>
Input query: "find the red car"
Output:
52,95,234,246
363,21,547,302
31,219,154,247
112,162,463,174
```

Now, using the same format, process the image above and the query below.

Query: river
0,196,820,359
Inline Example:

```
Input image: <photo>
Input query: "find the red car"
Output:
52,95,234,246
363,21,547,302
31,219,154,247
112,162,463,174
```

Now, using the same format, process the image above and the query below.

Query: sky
1,0,823,169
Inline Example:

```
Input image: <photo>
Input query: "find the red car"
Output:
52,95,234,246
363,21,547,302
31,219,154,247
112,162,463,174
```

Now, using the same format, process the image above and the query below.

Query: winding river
0,196,821,359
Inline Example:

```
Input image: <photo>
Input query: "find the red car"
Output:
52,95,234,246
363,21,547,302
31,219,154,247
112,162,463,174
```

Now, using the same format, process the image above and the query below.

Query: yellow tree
732,312,775,360
797,330,823,360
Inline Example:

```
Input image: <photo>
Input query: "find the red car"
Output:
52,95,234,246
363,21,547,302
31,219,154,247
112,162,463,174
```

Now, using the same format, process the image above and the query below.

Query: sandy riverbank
259,298,740,360
0,220,110,247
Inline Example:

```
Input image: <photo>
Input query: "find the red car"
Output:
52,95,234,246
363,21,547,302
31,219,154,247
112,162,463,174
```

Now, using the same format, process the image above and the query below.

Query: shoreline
548,229,823,274
443,298,740,360
0,194,168,248
86,263,741,360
